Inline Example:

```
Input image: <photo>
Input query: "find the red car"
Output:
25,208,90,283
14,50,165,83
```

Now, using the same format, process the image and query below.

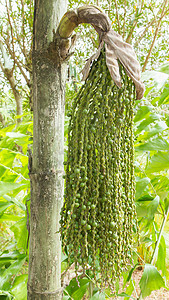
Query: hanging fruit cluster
60,48,139,289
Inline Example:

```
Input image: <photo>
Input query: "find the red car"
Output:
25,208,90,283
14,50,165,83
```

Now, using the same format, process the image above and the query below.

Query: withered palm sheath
60,49,139,290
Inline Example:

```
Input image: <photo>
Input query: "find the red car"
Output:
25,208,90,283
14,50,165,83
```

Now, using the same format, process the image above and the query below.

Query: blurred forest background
0,0,169,299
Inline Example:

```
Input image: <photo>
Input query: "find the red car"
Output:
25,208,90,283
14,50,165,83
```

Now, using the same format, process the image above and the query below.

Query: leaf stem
150,206,169,265
138,206,169,299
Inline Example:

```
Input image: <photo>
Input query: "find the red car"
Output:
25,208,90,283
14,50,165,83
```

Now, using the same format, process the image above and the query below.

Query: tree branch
122,0,127,38
134,18,156,47
126,1,144,44
114,0,121,35
4,37,30,87
5,0,15,70
21,0,26,56
142,0,168,72
8,0,28,60
0,112,5,127
4,68,22,123
0,48,22,123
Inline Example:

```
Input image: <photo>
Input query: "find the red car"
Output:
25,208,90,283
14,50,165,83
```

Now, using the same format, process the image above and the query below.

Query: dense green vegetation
0,0,169,299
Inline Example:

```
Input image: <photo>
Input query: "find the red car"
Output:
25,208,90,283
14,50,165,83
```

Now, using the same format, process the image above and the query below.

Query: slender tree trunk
27,0,67,299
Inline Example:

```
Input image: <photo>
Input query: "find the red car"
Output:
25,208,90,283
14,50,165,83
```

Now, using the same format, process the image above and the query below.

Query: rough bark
27,0,67,299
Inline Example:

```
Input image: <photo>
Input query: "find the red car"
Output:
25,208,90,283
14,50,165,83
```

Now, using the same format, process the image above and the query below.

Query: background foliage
0,0,169,299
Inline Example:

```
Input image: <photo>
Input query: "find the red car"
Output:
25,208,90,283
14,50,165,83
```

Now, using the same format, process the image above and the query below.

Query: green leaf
63,295,70,300
65,277,89,300
135,114,160,135
117,292,135,299
0,136,15,150
0,181,25,197
124,280,135,300
125,264,140,284
10,215,28,251
61,251,68,262
139,264,166,298
0,150,16,168
142,237,154,247
0,257,26,290
0,165,7,179
10,275,28,300
0,290,12,299
0,125,16,137
71,282,89,300
0,251,26,267
142,70,169,89
146,152,169,173
17,122,33,135
134,106,152,123
151,176,169,195
147,196,160,219
158,82,169,105
136,196,159,219
137,121,167,142
6,132,28,139
0,214,22,221
0,201,12,215
90,291,105,299
135,177,150,200
135,137,169,151
156,236,167,277
3,195,25,211
164,197,169,213
158,62,169,75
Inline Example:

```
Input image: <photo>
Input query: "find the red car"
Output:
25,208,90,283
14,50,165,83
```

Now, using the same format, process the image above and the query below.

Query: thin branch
114,0,121,35
0,112,5,127
89,34,98,48
131,278,139,299
4,69,22,120
142,0,168,72
126,1,144,44
126,19,138,44
122,0,127,38
134,18,156,47
21,0,26,56
14,56,31,86
0,51,22,123
4,37,30,86
107,0,111,18
5,0,15,70
151,207,169,265
126,0,144,43
8,0,28,60
0,61,4,74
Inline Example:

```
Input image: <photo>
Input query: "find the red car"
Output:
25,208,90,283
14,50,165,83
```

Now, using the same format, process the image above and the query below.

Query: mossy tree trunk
27,0,67,299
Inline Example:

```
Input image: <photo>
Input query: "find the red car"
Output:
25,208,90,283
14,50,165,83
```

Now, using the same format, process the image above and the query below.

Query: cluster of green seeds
60,49,139,290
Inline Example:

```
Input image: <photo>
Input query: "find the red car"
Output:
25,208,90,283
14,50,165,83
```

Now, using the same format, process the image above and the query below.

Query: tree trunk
27,0,67,299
